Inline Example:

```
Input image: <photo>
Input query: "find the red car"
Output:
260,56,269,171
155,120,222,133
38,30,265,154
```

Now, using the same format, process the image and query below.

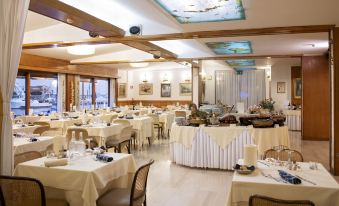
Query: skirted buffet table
170,124,290,170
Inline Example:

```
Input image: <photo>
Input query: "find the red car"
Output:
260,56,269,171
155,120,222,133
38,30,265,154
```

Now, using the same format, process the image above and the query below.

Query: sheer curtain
57,74,66,112
0,0,30,175
109,79,116,107
216,70,266,110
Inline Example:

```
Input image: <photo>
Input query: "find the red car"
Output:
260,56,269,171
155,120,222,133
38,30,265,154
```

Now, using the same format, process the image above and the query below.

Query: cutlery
295,175,317,185
258,160,270,167
261,171,287,183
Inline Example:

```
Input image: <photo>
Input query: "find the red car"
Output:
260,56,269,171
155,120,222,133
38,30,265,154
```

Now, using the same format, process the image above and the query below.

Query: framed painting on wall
277,82,286,93
139,83,153,95
118,83,127,98
161,83,171,97
179,83,192,96
294,78,302,99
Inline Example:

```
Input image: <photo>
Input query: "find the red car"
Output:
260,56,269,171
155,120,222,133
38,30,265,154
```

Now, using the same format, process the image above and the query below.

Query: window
11,75,26,116
95,79,109,108
80,78,93,110
30,73,58,115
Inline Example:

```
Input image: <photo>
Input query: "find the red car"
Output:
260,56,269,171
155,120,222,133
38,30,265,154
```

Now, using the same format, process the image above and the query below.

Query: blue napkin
96,154,113,162
278,170,302,184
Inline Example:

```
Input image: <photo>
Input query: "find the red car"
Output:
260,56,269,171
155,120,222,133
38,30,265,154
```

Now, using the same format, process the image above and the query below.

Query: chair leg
143,195,147,206
127,141,131,154
147,137,151,145
157,127,160,139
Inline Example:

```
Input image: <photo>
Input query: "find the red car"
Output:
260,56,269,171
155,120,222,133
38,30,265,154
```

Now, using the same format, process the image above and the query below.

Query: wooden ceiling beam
71,54,302,65
28,0,177,59
23,25,334,50
29,0,125,37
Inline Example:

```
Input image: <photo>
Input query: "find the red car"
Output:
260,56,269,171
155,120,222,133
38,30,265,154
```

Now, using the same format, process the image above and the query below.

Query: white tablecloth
228,161,339,206
14,153,136,206
15,115,42,123
12,125,39,134
13,136,54,154
170,125,290,169
126,117,153,146
68,124,125,146
41,119,83,133
284,110,301,131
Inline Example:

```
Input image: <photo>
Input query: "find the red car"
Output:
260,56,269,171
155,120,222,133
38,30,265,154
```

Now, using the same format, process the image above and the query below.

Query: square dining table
14,153,136,206
228,160,339,206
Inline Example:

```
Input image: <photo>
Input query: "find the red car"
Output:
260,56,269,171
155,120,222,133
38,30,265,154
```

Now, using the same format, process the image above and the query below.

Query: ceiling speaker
129,25,142,35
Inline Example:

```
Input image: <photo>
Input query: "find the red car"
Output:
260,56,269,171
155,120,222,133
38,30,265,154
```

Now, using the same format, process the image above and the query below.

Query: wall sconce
142,73,148,83
162,73,169,82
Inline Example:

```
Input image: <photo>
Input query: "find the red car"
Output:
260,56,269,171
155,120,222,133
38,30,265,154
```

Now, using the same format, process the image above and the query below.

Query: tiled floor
130,132,338,206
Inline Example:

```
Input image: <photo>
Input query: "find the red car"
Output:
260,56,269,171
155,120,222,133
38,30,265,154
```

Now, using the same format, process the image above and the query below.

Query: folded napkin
44,158,68,167
96,154,113,162
278,170,302,184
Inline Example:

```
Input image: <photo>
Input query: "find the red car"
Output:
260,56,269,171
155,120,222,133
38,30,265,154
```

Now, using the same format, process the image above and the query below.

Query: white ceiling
23,0,337,67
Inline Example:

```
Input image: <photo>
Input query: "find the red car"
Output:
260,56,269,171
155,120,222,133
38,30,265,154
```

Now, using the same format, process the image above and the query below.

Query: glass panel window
95,79,109,108
11,75,26,116
80,78,93,110
30,74,58,115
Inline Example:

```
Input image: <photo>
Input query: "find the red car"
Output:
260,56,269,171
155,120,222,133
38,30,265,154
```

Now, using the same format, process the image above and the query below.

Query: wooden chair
114,120,138,148
66,128,98,149
33,122,61,136
105,126,132,154
175,111,186,118
264,149,304,162
97,160,154,206
249,194,315,206
148,114,164,139
14,151,42,168
0,175,68,206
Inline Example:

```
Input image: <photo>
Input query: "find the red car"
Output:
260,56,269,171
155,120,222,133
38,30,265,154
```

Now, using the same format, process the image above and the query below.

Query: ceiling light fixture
67,45,95,55
129,62,149,68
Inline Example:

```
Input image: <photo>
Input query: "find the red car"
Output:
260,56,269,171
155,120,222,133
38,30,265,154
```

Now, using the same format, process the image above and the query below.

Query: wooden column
65,74,75,112
333,27,339,175
92,78,96,108
25,72,30,115
115,79,118,107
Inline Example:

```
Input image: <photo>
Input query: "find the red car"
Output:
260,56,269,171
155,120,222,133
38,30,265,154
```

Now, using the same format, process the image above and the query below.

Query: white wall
271,59,301,111
118,63,192,101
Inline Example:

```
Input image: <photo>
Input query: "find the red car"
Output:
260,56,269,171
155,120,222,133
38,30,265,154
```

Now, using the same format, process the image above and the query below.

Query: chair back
249,195,315,206
113,119,131,127
264,149,304,162
33,122,50,127
66,128,89,143
120,126,132,142
0,175,46,206
14,151,42,168
130,160,154,206
175,111,186,118
148,114,160,124
33,126,51,136
272,145,289,150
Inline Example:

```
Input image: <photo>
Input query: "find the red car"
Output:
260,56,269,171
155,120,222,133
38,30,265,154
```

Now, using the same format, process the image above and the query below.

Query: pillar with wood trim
332,27,339,175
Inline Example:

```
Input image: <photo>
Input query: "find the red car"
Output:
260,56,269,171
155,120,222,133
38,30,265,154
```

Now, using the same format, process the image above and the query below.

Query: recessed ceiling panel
154,0,245,24
206,41,253,55
226,59,255,66
235,68,256,71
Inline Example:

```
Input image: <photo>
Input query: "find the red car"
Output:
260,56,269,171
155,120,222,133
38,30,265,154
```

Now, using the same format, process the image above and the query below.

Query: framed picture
277,82,286,93
118,83,127,98
161,83,171,97
179,83,192,96
139,83,153,95
294,78,302,99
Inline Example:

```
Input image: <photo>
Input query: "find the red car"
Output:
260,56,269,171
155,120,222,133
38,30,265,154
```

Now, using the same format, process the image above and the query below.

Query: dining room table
68,123,125,146
38,118,83,134
12,124,40,134
159,112,175,138
13,136,54,155
14,153,137,206
227,159,339,206
125,116,153,147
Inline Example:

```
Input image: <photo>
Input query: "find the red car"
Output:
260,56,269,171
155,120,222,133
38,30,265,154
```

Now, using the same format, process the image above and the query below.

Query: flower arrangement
259,98,275,112
248,105,261,114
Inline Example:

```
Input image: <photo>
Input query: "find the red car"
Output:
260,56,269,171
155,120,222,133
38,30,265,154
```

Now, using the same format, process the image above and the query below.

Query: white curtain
74,75,80,109
216,70,266,110
57,74,66,112
0,0,30,175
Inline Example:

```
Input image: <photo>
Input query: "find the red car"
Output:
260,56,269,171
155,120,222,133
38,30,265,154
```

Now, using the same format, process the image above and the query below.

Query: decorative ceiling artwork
226,59,256,67
206,41,253,55
154,0,246,24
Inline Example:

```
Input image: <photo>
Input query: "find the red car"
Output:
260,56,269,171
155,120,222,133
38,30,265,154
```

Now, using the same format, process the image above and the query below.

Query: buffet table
228,160,339,206
284,110,301,131
170,124,290,170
